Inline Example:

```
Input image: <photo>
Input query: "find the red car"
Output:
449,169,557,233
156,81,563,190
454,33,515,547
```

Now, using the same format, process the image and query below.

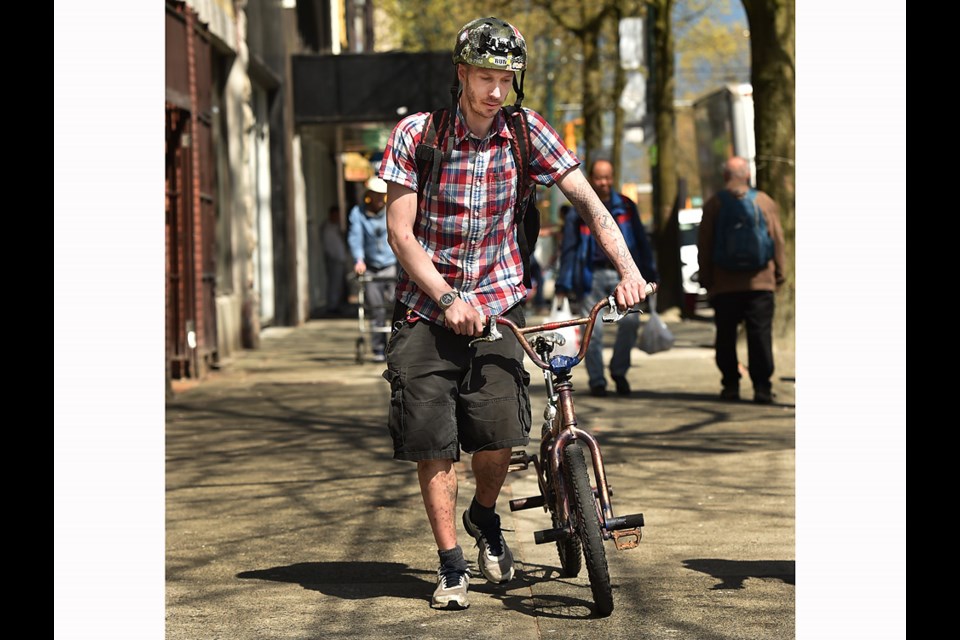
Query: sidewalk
166,310,795,639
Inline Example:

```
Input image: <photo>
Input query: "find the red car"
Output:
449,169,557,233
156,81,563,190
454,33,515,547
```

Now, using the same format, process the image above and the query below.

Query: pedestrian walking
554,158,659,396
697,156,787,404
348,176,397,361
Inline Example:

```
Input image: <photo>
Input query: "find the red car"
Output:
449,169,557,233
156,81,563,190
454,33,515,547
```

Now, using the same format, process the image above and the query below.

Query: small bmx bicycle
470,283,656,616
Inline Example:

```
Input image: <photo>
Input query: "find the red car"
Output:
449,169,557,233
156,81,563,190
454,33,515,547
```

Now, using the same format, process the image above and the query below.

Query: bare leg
418,459,458,550
471,448,512,508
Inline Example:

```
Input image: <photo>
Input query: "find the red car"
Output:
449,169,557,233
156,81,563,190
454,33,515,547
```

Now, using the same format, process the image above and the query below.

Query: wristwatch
438,289,460,311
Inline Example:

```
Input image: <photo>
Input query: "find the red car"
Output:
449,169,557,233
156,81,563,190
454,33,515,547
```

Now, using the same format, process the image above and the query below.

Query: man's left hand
613,270,648,311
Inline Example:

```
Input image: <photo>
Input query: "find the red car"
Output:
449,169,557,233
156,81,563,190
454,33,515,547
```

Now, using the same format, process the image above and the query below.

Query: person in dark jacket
555,158,659,396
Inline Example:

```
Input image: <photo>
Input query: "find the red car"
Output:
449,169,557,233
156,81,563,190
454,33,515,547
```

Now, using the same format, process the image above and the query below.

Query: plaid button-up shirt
379,106,579,324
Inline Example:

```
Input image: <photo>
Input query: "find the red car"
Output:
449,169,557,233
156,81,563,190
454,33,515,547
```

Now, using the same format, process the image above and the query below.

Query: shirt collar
452,105,512,145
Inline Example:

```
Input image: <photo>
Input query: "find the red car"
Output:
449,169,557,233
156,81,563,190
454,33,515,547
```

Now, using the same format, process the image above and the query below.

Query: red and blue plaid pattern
379,106,579,324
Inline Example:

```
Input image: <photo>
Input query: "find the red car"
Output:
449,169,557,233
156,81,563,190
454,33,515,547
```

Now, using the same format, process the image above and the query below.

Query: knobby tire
553,508,582,577
547,416,582,577
563,442,613,616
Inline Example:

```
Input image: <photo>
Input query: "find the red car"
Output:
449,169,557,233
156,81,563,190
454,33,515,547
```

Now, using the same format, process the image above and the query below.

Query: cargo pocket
382,367,406,450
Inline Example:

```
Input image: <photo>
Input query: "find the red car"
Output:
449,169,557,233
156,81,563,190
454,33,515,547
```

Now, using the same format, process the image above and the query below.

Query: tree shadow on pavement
470,560,622,620
682,558,795,589
628,388,796,409
237,561,434,600
236,560,608,617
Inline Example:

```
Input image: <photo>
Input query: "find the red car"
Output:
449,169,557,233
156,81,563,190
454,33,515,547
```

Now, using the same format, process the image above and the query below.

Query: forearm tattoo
567,183,635,272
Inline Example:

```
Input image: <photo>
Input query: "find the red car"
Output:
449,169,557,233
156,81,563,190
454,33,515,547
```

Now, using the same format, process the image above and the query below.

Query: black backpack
413,106,540,288
713,188,775,271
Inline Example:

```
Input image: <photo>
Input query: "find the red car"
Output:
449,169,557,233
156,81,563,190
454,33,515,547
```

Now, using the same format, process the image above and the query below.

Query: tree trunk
648,0,681,311
742,0,796,342
612,23,626,187
581,29,604,171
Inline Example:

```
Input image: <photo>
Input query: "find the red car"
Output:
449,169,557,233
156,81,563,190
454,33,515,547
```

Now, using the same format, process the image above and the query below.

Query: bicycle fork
508,379,644,551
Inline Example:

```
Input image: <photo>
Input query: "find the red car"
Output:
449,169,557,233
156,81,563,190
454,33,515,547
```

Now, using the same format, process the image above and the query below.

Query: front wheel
563,442,613,616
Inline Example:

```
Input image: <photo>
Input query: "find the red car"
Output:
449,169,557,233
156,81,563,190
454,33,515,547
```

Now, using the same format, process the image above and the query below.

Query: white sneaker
462,510,515,584
431,566,470,609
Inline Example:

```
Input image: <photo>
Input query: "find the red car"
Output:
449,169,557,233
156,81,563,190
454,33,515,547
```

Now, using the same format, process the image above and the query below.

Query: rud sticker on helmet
453,17,526,72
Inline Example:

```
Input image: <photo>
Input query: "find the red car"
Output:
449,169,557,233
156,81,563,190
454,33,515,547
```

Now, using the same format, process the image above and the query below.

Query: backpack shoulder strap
502,105,533,219
413,108,451,203
502,105,540,288
744,188,762,225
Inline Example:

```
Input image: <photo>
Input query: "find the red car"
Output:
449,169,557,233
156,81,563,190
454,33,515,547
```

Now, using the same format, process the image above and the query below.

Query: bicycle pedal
533,526,568,544
509,495,545,511
612,528,642,550
508,450,532,471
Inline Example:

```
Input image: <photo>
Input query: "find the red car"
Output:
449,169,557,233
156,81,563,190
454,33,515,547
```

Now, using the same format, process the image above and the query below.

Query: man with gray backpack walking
697,156,786,404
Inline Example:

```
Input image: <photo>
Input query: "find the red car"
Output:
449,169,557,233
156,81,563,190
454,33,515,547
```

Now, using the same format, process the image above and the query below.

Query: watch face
440,292,456,308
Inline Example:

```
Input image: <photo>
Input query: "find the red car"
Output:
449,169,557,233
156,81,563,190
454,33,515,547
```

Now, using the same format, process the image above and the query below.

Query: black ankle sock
469,497,496,528
438,545,467,571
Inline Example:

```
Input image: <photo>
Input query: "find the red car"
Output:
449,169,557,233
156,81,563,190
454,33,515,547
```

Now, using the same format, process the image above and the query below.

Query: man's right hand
442,298,485,337
354,259,367,275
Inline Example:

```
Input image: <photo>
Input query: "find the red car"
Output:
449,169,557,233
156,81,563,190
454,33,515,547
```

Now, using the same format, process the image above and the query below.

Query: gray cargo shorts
382,304,532,462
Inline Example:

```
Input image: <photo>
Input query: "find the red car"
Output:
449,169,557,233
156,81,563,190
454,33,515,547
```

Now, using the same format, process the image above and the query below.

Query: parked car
678,207,708,316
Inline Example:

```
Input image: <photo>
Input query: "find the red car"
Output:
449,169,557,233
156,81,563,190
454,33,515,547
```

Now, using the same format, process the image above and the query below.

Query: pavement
166,305,796,639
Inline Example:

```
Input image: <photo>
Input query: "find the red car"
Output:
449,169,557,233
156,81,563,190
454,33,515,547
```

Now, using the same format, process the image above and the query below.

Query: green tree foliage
376,0,483,51
674,0,750,101
525,0,620,172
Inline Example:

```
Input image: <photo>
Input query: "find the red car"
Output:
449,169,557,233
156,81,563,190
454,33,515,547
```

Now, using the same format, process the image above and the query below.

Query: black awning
293,51,454,125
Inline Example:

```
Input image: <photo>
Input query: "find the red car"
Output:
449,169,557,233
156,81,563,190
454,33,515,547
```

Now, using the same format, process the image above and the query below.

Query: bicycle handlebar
471,282,658,372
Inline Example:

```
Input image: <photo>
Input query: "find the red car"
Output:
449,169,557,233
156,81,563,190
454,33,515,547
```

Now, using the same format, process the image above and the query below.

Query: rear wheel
553,508,582,577
563,442,613,616
547,417,582,576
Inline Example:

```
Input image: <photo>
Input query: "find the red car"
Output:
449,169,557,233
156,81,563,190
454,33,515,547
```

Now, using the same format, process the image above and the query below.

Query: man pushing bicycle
377,16,648,610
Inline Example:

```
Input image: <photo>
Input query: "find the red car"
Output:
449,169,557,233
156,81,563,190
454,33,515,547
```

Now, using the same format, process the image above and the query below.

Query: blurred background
164,0,795,386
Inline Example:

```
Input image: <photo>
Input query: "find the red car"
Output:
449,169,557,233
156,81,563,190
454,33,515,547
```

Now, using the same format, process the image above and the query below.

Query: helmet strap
513,70,525,107
446,67,460,161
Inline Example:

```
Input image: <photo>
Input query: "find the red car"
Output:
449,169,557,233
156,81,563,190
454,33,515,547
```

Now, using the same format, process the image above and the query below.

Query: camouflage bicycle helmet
453,17,526,72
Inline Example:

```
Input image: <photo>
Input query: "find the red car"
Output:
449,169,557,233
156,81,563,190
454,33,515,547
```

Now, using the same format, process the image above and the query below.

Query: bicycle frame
477,292,653,551
471,285,655,616
540,368,631,547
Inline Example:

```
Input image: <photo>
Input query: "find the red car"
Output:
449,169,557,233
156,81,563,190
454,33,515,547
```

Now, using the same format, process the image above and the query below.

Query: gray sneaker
431,566,470,609
462,510,515,584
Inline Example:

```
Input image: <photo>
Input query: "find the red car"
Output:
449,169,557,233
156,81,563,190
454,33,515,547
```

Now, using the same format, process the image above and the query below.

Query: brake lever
601,295,640,323
468,315,502,346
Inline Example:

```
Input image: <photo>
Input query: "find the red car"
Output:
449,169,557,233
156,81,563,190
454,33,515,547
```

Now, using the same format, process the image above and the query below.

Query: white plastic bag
545,297,581,357
637,293,675,355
